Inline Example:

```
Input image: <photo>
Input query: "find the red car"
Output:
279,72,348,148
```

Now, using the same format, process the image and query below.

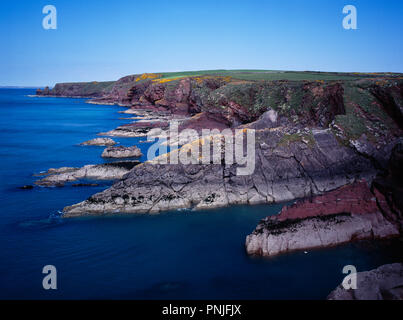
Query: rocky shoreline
36,72,403,262
62,125,378,217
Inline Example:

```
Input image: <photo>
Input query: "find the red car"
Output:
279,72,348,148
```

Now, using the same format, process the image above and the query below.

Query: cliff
37,70,403,255
36,81,115,98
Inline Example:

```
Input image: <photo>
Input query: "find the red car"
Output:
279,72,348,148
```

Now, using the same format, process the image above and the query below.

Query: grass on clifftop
157,69,375,82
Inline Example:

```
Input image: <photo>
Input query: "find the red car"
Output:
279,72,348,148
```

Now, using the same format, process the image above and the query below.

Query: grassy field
57,70,402,89
157,69,379,82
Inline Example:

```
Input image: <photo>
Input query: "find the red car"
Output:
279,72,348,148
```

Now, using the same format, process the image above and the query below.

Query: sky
1,0,402,86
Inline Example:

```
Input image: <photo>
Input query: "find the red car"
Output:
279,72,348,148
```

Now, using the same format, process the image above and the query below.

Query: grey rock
35,161,139,187
101,146,142,158
34,167,79,177
80,138,117,146
62,128,376,217
327,263,403,300
245,212,400,257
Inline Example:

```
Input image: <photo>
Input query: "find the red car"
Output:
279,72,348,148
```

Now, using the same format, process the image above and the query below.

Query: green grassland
58,70,401,94
158,69,380,82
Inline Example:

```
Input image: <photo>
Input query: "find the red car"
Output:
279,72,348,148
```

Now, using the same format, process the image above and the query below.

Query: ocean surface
0,88,402,300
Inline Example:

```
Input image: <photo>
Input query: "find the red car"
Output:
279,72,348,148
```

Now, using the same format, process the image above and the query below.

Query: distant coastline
0,86,48,89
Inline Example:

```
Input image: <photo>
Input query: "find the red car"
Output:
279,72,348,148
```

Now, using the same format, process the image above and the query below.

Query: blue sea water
0,88,402,300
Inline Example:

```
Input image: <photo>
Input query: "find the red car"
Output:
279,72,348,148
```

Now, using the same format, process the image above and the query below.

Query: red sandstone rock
277,180,379,221
122,121,169,129
178,112,229,133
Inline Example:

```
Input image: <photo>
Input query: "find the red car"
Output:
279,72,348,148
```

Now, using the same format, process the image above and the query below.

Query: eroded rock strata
63,125,378,217
35,161,140,187
245,137,403,257
327,263,403,300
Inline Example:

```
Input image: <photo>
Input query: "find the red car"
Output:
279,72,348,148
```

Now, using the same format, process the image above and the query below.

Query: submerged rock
35,161,140,187
80,138,117,146
72,183,99,187
18,185,34,190
101,146,143,158
327,263,403,300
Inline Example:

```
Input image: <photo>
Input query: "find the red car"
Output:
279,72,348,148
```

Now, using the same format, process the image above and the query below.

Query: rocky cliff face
245,140,403,257
35,72,403,257
63,115,378,217
245,181,400,257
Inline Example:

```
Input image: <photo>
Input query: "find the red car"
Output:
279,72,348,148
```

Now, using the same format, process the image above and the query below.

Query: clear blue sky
1,0,402,86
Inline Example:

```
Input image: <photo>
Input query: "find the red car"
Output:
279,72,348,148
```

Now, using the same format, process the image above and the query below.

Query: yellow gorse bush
135,73,161,82
154,78,178,83
151,75,232,84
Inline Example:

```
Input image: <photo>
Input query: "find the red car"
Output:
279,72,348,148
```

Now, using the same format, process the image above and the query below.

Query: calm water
0,88,402,300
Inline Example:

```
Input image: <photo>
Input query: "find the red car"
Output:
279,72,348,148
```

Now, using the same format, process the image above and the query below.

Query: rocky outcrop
35,161,140,187
90,75,152,105
245,180,400,257
244,138,403,257
62,122,377,217
98,120,171,138
34,167,79,176
80,138,117,146
273,181,380,221
36,86,50,96
246,211,399,257
372,140,403,231
370,83,403,129
327,263,403,300
101,146,142,158
33,75,403,223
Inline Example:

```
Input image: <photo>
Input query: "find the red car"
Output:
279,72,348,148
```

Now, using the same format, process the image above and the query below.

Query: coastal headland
36,70,403,278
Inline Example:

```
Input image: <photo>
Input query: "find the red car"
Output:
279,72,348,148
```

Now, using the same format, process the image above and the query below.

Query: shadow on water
16,211,65,231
